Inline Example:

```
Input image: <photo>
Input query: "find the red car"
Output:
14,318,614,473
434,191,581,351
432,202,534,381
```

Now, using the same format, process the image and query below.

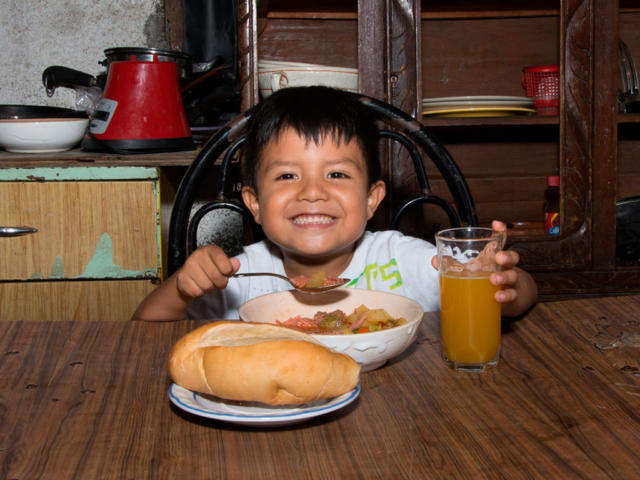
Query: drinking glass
435,227,505,372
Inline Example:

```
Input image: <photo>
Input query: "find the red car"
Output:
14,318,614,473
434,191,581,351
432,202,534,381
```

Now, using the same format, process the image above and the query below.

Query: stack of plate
422,96,537,117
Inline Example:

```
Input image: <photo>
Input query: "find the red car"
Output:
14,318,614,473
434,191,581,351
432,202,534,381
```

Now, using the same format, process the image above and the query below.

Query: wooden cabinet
232,0,640,297
0,166,161,320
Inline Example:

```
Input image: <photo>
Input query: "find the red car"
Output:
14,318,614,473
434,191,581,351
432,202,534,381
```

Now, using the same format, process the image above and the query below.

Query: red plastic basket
522,65,560,115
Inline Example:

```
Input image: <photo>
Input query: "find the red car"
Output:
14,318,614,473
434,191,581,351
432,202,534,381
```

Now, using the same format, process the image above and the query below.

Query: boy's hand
488,220,519,304
175,245,240,300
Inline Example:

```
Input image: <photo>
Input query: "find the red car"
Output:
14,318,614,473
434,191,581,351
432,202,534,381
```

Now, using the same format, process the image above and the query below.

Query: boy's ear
366,180,386,220
242,186,262,225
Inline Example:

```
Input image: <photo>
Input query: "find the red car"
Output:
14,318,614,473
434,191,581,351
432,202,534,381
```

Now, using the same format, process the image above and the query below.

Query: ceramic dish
422,107,537,117
258,69,358,99
422,95,534,104
239,289,424,372
258,60,357,73
169,383,361,428
0,117,89,153
422,100,535,111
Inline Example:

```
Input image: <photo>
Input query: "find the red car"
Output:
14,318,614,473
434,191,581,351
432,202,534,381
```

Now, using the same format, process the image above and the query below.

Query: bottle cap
546,175,560,187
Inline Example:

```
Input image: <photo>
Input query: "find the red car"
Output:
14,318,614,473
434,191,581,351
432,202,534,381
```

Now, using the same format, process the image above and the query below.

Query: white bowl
257,61,358,99
0,118,89,153
259,60,358,73
239,289,424,372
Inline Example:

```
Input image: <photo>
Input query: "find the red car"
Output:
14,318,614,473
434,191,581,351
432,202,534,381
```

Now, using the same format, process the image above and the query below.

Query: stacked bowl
258,60,358,99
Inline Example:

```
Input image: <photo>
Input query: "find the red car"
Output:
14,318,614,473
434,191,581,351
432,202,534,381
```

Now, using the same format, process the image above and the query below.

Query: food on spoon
290,270,344,289
169,321,360,405
276,304,408,335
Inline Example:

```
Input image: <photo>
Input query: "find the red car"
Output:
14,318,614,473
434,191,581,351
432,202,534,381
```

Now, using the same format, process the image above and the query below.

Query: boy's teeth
293,215,335,225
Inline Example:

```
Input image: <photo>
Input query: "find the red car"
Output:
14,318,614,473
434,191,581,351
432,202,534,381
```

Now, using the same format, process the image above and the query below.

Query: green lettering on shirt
380,259,403,290
348,259,403,291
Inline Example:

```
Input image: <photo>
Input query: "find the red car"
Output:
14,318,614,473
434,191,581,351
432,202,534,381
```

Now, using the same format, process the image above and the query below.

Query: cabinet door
0,280,157,321
0,181,159,280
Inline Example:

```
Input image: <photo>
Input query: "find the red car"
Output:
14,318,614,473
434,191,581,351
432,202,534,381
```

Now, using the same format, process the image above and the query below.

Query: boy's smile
242,128,386,277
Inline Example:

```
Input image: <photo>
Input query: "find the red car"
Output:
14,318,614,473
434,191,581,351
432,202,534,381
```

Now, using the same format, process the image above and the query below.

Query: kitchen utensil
422,99,535,110
522,65,560,115
169,383,361,428
231,272,350,293
238,289,424,372
422,95,535,104
102,47,223,79
81,56,194,153
0,105,87,120
0,117,89,153
42,48,225,96
422,107,536,117
257,61,358,99
436,227,504,372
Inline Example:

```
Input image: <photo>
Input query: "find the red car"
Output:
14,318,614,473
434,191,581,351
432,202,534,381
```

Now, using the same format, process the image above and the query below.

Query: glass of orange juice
435,227,505,372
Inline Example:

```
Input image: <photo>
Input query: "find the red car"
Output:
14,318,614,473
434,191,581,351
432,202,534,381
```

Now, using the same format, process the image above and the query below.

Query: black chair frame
168,93,478,276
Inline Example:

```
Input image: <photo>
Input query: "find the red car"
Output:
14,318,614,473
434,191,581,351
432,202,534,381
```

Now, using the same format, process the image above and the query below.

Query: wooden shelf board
266,12,357,20
618,113,640,123
422,10,559,20
0,148,200,168
265,10,560,20
422,116,559,128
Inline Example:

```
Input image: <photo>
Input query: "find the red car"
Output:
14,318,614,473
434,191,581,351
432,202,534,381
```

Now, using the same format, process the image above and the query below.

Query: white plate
422,100,535,110
422,107,537,117
422,95,534,104
169,383,361,428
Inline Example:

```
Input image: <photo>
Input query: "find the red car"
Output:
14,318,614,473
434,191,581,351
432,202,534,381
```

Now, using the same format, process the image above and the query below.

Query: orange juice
439,272,501,366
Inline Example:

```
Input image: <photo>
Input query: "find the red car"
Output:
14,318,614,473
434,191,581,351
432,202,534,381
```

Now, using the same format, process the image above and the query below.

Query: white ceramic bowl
258,59,358,73
257,61,358,99
0,118,89,153
239,289,424,372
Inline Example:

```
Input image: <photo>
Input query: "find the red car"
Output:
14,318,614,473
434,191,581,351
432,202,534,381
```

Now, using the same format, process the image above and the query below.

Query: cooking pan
617,196,640,263
42,47,224,97
0,105,87,120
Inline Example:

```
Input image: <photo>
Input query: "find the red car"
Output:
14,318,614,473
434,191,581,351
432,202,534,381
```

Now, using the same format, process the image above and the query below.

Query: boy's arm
131,275,193,321
131,245,240,321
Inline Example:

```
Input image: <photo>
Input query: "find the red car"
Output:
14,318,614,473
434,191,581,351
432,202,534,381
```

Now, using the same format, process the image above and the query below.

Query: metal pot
102,47,222,79
42,47,223,97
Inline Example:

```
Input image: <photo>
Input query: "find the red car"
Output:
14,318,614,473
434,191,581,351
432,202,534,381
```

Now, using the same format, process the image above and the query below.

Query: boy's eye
328,172,349,179
276,173,297,180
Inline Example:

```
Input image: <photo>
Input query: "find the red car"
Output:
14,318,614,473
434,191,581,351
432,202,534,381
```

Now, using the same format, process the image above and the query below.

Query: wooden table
2,296,640,479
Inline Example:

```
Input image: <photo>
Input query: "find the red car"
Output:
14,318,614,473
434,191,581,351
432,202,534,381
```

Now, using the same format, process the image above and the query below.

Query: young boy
133,86,538,321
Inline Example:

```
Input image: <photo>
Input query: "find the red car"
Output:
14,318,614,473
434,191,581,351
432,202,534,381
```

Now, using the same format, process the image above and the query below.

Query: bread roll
169,321,360,405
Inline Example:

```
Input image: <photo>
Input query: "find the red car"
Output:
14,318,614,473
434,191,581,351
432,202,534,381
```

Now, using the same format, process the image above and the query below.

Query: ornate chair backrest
168,93,477,275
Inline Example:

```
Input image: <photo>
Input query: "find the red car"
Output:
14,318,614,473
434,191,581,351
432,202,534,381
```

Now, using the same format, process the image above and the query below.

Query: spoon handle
231,272,291,284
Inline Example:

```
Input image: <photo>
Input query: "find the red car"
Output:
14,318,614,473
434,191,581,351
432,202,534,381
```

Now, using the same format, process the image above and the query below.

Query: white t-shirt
186,230,440,320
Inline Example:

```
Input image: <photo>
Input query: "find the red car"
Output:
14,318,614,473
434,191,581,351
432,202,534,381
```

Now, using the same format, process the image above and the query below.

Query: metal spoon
231,272,350,293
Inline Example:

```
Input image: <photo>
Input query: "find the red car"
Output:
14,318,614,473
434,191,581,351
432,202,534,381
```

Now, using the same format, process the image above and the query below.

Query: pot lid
103,47,196,61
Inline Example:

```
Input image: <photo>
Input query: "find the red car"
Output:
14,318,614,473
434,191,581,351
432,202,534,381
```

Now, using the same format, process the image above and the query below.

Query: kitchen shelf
422,115,559,128
618,113,640,123
421,0,559,19
263,0,357,19
0,149,199,168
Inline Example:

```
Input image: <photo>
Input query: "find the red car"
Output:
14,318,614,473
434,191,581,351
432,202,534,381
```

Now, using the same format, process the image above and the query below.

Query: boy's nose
297,177,329,201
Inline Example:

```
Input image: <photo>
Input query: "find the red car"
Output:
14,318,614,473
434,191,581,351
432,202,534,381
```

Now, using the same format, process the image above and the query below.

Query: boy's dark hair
242,86,382,192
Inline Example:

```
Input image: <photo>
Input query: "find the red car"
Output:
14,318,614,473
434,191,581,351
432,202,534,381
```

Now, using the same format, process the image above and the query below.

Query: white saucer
169,383,361,428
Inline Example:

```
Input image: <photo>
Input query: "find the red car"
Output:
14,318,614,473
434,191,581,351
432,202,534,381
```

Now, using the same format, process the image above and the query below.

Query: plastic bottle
544,175,560,235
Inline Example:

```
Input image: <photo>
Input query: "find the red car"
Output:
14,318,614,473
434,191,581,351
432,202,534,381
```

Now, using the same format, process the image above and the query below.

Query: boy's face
242,128,386,264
